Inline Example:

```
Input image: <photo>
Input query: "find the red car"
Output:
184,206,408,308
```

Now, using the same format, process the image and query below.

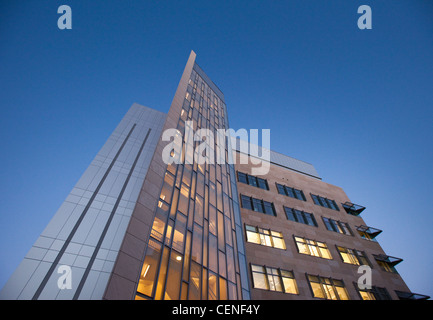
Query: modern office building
233,141,428,300
0,51,428,300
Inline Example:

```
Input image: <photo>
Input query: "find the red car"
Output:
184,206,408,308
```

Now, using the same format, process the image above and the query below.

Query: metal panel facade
0,103,166,300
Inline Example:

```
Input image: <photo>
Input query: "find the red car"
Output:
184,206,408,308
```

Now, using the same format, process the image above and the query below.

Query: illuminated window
307,274,349,300
337,246,371,266
356,225,382,242
355,283,392,300
137,239,163,297
245,225,286,249
251,264,298,294
160,172,175,204
373,254,402,274
150,202,169,242
294,236,332,259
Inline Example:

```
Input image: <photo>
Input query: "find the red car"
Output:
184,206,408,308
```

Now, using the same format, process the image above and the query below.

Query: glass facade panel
172,213,187,253
208,272,218,300
151,202,169,242
164,250,183,300
252,267,268,290
136,239,162,297
282,277,298,294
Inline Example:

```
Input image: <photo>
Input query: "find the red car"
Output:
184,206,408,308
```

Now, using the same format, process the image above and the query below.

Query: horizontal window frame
276,183,306,201
306,274,349,300
284,206,318,227
336,245,372,267
245,224,286,250
311,194,340,211
237,171,269,190
293,235,333,260
251,263,298,295
240,194,276,217
322,216,353,236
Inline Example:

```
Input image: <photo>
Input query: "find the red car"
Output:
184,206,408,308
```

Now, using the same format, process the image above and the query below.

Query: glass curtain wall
135,66,249,300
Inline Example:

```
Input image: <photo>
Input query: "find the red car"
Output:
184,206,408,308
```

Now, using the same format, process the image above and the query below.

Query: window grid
240,195,276,217
294,236,332,260
307,274,349,300
237,171,269,190
311,194,340,211
245,225,286,250
284,207,317,227
276,183,306,201
336,246,371,266
375,259,398,274
354,283,392,300
251,264,298,295
322,217,353,236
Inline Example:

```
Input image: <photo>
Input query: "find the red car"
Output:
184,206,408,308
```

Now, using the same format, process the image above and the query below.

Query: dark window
276,183,306,201
323,217,352,235
328,200,339,211
285,207,296,222
312,194,321,206
237,172,248,184
276,184,286,195
284,207,317,227
263,201,276,217
311,194,339,211
241,195,252,210
248,176,258,187
252,198,264,213
257,178,268,190
240,194,276,216
237,171,269,190
294,210,305,224
305,214,317,227
286,188,296,198
294,189,306,201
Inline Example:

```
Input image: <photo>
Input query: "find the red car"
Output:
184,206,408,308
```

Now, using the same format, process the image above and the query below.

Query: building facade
233,144,425,300
0,51,428,300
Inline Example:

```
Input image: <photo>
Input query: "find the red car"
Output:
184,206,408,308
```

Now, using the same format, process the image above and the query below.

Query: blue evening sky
1,0,432,298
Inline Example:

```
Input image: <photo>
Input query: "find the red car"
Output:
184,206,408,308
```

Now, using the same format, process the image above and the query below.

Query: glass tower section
135,63,250,300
